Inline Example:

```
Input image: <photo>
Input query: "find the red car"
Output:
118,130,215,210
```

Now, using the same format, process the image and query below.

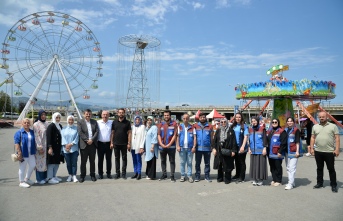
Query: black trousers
97,141,113,175
218,155,234,182
314,151,337,187
80,143,96,178
234,152,247,180
146,155,157,179
114,145,127,175
268,158,283,183
160,148,176,177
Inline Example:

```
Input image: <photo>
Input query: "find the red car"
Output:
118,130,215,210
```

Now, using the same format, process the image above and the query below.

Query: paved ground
0,127,342,221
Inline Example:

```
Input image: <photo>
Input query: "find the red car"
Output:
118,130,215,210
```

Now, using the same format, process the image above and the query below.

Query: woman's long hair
230,112,245,130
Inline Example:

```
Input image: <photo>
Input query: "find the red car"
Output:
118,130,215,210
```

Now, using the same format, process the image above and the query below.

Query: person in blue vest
213,118,237,184
157,110,178,182
266,118,287,186
284,117,302,190
193,112,214,182
248,116,268,186
231,112,249,183
176,113,197,183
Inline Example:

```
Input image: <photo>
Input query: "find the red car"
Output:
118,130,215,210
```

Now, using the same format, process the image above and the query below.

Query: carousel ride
234,64,342,128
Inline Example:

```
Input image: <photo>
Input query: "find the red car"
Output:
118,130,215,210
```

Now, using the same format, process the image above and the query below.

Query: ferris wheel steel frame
0,11,103,122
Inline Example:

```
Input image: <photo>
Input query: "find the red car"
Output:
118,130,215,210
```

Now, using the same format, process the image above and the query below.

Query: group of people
14,109,340,193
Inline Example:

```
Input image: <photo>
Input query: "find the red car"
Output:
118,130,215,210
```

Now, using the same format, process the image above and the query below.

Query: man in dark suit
77,109,99,182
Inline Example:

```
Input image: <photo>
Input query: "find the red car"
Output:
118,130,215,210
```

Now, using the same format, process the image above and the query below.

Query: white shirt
177,124,196,148
86,120,92,139
97,119,113,142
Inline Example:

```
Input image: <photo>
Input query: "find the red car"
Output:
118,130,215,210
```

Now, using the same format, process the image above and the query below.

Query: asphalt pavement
0,127,342,221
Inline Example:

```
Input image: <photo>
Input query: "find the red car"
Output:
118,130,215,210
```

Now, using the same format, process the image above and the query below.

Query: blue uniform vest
178,123,194,150
267,128,284,160
285,127,303,158
249,125,265,155
194,122,213,151
159,121,177,150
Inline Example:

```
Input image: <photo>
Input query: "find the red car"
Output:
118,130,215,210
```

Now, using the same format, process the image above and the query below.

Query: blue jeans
64,151,79,175
131,150,142,174
195,151,211,179
179,149,193,177
36,170,47,182
47,164,59,179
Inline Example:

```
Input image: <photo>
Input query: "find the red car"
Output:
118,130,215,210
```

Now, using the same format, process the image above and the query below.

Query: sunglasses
272,121,278,124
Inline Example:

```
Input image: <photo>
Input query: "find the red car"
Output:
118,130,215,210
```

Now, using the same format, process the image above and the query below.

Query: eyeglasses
220,121,226,123
272,121,278,124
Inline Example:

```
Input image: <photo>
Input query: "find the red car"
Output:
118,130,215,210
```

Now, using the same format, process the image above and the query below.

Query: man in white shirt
97,110,113,179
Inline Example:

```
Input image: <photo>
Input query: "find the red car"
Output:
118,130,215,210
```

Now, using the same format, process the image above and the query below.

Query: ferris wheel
0,11,103,121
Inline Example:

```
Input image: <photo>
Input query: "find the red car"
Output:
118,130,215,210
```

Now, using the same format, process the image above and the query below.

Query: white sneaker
35,180,46,185
48,178,59,184
54,177,62,182
305,153,311,157
25,179,34,185
285,184,293,190
252,180,257,186
256,181,263,186
72,175,78,183
66,175,72,182
19,182,30,188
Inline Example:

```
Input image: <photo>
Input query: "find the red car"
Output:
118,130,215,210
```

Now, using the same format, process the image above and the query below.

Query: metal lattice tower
116,35,160,110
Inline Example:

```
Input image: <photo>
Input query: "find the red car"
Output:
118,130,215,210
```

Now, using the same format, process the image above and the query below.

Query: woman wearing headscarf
130,115,146,180
145,116,159,180
266,118,287,186
248,116,268,186
230,112,249,183
213,118,237,184
33,110,49,184
14,118,36,188
284,117,301,190
46,112,63,184
61,115,79,183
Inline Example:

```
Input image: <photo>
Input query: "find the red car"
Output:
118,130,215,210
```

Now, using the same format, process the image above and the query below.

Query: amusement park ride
0,11,103,122
234,64,343,128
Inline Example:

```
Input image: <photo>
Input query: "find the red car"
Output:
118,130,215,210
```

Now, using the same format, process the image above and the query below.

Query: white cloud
98,90,115,97
192,2,205,9
216,0,230,8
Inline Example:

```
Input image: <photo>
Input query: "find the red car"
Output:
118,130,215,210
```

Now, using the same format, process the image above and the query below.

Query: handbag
221,148,232,156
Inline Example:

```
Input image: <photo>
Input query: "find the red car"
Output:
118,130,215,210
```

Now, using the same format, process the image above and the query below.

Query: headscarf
219,118,230,143
134,115,143,127
35,109,46,122
146,116,155,131
251,116,260,131
66,115,75,128
52,112,62,131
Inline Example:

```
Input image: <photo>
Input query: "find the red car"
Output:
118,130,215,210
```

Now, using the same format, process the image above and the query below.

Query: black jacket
213,127,237,170
46,123,63,164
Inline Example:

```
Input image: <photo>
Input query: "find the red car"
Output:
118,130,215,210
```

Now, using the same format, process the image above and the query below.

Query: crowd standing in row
14,109,340,192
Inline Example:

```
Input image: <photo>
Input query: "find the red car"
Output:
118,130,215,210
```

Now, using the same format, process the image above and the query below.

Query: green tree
0,90,12,112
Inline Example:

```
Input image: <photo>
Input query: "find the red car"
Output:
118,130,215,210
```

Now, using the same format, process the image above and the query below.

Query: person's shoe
79,177,85,183
194,177,200,182
48,178,59,184
66,175,72,182
231,175,239,181
313,184,324,189
224,180,231,184
19,182,30,188
285,184,293,190
170,176,176,183
236,179,244,184
98,174,103,179
252,180,257,186
331,186,338,193
73,175,79,183
180,176,185,182
107,174,113,179
114,174,120,179
205,177,212,183
146,177,151,180
256,180,263,186
217,178,223,183
91,176,97,182
159,174,167,181
270,181,275,186
54,177,62,182
122,174,127,180
131,173,138,179
305,153,311,157
36,180,46,185
273,182,281,186
25,179,34,185
136,174,141,180
188,177,194,183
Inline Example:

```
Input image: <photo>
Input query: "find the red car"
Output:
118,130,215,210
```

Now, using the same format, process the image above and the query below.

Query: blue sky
0,0,342,108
